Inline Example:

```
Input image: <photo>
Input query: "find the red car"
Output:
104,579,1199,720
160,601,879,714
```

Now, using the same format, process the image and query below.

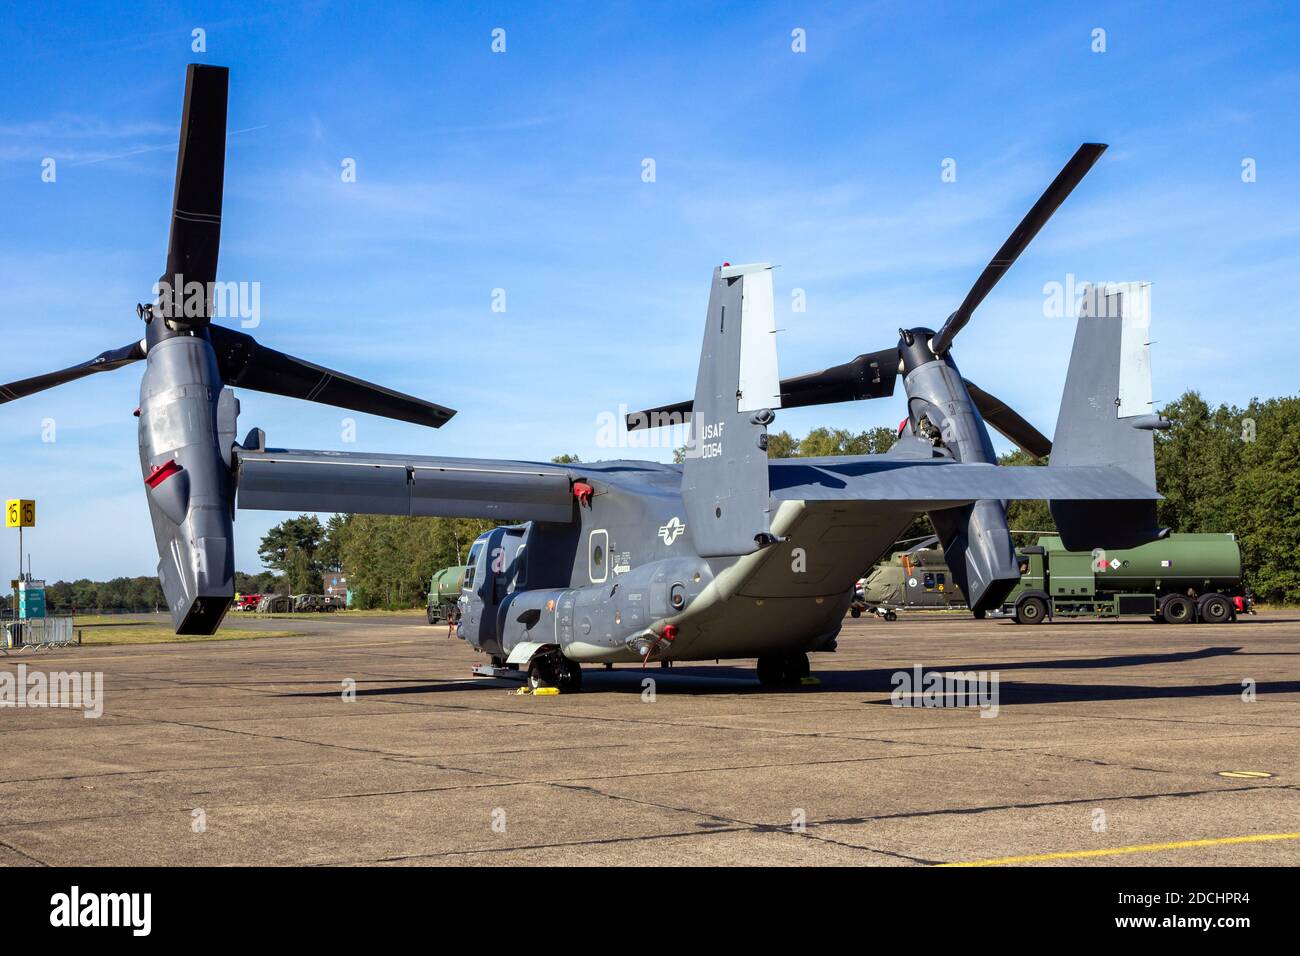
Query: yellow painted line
939,832,1300,867
1217,770,1273,779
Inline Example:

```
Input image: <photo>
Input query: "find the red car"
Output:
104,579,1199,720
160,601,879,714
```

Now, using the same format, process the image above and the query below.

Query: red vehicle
233,593,262,611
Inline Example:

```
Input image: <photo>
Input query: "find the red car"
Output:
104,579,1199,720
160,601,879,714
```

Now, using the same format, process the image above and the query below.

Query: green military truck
1002,533,1249,625
426,565,468,624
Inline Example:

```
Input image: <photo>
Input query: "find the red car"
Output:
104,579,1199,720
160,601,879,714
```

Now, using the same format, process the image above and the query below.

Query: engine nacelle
138,334,238,634
899,328,1020,614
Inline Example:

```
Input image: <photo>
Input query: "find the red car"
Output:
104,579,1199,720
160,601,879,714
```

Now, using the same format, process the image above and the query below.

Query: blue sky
1,0,1297,579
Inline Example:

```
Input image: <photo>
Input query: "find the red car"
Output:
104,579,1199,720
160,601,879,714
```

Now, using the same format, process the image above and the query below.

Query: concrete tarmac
1,610,1296,866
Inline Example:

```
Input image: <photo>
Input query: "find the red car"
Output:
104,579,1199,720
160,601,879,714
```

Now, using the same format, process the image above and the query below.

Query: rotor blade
625,347,900,429
931,143,1107,354
965,379,1052,460
208,326,456,428
776,347,900,409
159,64,228,322
0,340,146,404
624,399,694,431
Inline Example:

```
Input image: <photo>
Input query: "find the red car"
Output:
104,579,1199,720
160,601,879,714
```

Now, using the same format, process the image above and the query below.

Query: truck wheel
850,607,862,618
1160,594,1195,625
1015,596,1047,625
426,607,439,625
1198,593,1232,624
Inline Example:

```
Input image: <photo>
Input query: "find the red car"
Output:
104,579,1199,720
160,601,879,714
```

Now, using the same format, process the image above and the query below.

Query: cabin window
588,529,609,584
923,572,935,589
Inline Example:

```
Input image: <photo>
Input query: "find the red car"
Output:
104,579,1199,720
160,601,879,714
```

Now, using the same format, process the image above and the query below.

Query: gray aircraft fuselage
456,459,913,664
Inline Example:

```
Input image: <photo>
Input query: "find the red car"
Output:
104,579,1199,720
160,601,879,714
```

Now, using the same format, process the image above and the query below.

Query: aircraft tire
784,652,810,686
556,658,583,694
756,655,785,688
527,656,557,690
850,607,862,618
884,610,897,622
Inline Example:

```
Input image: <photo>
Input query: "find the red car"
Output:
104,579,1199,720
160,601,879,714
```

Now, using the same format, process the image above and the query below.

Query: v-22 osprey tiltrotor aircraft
1,65,1170,691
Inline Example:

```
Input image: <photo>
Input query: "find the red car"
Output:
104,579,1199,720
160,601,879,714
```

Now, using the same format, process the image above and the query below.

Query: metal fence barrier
3,616,77,651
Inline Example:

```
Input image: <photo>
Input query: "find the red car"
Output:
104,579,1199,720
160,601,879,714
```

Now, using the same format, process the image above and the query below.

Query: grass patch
78,627,298,646
244,608,426,620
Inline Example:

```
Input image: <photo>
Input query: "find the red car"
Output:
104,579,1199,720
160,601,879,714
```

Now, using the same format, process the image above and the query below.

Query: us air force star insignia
658,516,686,546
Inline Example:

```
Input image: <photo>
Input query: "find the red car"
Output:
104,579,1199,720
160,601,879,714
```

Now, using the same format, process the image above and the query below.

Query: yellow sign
5,499,35,528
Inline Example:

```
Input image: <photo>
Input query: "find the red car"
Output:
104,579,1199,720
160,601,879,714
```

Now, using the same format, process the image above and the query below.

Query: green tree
258,515,326,594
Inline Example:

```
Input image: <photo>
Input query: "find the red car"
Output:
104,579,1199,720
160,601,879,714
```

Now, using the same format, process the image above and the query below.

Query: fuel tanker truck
426,565,468,625
1002,533,1251,625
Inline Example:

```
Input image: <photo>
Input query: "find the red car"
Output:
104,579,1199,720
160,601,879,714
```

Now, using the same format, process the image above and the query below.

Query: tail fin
1050,281,1167,549
681,263,781,557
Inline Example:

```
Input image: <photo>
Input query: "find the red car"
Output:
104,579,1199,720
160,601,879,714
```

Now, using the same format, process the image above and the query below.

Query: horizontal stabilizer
770,457,1158,504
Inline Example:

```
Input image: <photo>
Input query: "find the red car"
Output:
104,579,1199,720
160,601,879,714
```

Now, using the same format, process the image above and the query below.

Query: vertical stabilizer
1050,282,1166,549
682,264,781,557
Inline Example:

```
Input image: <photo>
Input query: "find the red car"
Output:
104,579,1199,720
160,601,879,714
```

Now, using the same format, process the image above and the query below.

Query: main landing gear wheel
850,607,862,618
884,610,897,622
1160,593,1195,625
1015,596,1047,625
756,652,811,688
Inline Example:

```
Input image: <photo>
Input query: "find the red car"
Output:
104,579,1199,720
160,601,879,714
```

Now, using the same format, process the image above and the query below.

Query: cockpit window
464,541,484,590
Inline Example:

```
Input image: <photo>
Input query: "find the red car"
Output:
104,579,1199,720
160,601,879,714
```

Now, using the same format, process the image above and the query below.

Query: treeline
39,577,166,614
21,572,286,614
254,512,496,610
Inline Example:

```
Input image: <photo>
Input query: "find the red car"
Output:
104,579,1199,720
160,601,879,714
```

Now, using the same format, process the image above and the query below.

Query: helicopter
1,65,1167,691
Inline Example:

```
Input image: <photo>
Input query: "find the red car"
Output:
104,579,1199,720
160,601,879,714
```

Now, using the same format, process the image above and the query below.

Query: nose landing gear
527,651,583,694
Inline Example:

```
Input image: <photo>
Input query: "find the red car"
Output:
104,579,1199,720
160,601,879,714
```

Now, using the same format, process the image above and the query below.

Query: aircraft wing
234,448,577,522
769,456,1159,504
